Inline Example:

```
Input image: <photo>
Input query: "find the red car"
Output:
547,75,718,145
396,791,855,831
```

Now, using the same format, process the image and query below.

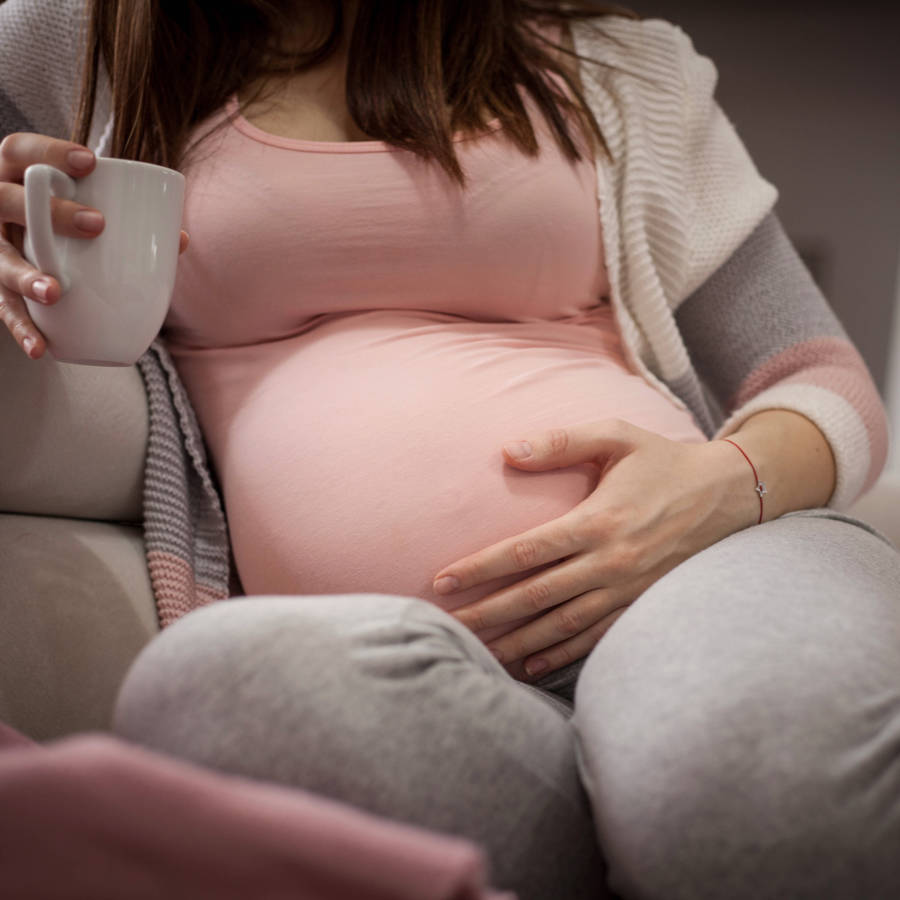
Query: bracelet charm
722,439,766,525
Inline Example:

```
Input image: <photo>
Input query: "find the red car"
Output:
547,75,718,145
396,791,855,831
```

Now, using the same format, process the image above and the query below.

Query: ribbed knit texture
569,16,886,507
135,342,232,626
0,0,85,140
676,213,888,505
570,17,779,392
1,0,889,626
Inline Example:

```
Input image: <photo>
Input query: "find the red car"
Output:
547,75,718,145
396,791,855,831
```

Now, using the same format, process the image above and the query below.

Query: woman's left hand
432,419,759,680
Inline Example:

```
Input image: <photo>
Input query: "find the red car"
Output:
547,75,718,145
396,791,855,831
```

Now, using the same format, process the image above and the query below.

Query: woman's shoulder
570,14,717,95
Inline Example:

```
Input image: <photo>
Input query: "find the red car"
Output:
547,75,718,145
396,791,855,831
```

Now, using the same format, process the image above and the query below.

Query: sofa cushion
0,514,158,740
0,328,148,523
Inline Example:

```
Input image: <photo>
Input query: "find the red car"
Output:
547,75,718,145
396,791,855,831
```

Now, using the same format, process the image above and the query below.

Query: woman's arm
659,19,887,508
432,410,838,681
569,17,886,509
676,211,889,510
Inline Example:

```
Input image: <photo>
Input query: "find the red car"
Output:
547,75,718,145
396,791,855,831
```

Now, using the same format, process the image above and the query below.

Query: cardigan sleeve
676,212,890,509
0,0,90,142
672,21,888,509
575,16,887,509
664,23,888,508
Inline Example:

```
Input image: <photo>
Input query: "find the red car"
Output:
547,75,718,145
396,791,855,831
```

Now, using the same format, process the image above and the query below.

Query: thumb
501,420,635,470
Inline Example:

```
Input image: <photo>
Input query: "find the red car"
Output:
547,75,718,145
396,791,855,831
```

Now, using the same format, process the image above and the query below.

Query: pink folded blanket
0,722,514,900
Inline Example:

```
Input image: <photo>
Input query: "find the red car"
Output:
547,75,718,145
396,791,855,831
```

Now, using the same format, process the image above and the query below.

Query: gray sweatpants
113,509,900,900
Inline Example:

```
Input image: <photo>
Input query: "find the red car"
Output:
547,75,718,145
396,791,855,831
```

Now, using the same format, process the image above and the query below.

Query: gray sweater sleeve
675,211,888,504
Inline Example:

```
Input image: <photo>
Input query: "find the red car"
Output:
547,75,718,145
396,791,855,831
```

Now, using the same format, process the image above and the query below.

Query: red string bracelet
722,438,767,525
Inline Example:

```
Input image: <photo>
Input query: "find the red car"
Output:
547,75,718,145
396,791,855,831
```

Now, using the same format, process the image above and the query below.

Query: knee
572,609,900,900
112,592,500,761
112,595,604,900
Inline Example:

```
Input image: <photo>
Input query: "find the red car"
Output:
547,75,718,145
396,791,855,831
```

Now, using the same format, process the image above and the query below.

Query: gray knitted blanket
135,340,234,626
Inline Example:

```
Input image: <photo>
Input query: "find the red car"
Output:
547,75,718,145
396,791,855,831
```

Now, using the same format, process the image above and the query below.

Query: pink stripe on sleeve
732,337,888,490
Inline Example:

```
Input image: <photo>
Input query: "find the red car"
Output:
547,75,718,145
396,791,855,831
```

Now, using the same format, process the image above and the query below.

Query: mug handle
24,164,77,293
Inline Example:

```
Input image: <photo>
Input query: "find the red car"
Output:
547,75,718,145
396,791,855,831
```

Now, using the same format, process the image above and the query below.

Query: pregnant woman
2,0,899,897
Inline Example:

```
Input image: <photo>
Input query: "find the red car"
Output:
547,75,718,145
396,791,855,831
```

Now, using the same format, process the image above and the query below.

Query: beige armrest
0,328,148,523
0,514,158,740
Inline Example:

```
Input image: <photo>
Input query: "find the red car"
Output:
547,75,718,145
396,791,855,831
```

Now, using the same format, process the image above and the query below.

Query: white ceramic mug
22,157,185,366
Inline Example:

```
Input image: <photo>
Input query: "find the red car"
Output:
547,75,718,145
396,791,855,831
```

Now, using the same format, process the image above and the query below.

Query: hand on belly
432,420,748,683
224,422,602,659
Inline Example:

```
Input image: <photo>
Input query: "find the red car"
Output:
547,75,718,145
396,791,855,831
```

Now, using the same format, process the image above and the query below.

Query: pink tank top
163,67,707,644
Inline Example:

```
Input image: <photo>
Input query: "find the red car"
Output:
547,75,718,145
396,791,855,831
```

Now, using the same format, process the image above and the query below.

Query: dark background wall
632,0,900,430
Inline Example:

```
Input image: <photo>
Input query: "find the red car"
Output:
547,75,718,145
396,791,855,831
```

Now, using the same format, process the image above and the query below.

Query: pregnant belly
188,309,707,645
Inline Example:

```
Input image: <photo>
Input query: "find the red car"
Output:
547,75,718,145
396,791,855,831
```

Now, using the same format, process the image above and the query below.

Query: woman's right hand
0,133,106,359
0,133,189,360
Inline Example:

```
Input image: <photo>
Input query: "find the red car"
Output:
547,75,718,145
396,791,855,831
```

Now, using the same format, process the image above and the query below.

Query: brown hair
72,0,639,188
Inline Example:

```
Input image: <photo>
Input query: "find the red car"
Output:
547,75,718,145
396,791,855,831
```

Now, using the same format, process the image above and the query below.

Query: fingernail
32,278,52,301
524,659,549,678
68,149,95,171
504,441,532,460
74,210,104,232
433,576,460,595
23,337,37,356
